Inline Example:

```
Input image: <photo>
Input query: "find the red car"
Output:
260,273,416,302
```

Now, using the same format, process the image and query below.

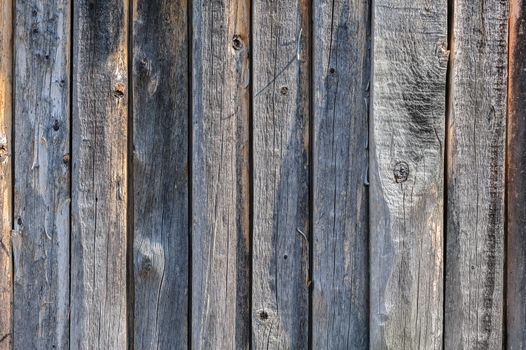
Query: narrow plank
70,0,128,348
191,0,251,348
369,0,448,348
132,0,189,348
444,0,508,348
312,0,370,348
13,1,71,348
0,0,11,348
252,0,310,348
507,1,526,348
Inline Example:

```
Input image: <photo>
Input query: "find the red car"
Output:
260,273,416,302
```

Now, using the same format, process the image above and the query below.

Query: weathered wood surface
252,0,310,348
132,0,189,348
369,0,448,348
312,0,370,348
191,0,251,348
70,0,128,348
444,0,508,349
508,1,526,349
0,1,11,348
13,1,71,348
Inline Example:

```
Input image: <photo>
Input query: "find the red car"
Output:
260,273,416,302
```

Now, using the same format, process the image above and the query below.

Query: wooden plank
311,0,370,348
507,1,526,348
132,0,189,348
0,0,11,348
252,0,310,348
70,0,128,348
444,0,508,348
191,0,251,348
13,1,71,348
369,0,448,348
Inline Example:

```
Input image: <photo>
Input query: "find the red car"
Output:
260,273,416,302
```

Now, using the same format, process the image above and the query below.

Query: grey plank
444,0,508,349
312,0,370,348
252,0,310,348
132,0,189,348
0,0,11,348
191,0,251,348
507,1,526,348
70,0,128,348
369,0,448,348
13,1,71,348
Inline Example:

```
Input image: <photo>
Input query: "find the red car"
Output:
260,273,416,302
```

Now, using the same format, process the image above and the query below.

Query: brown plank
70,0,128,348
311,0,370,347
13,1,71,348
252,0,310,348
132,0,189,348
508,1,526,348
191,0,251,348
369,0,448,348
0,0,11,348
444,0,508,348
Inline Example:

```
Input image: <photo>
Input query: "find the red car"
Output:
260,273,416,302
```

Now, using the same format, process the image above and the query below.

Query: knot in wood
63,153,70,165
141,256,153,274
280,86,288,95
232,34,243,50
113,83,125,98
393,161,409,183
0,145,8,163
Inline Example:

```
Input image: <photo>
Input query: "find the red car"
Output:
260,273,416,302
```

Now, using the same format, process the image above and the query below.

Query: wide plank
191,0,251,348
252,0,310,348
0,0,11,348
70,0,128,348
369,0,448,348
444,0,508,348
13,1,71,348
312,0,370,348
132,0,189,348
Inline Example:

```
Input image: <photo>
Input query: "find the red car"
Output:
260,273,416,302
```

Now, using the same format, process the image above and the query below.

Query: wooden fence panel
508,1,526,348
252,1,310,348
13,1,71,348
369,0,448,348
191,0,251,348
132,1,189,348
444,0,508,349
70,0,128,348
0,1,11,348
311,0,370,348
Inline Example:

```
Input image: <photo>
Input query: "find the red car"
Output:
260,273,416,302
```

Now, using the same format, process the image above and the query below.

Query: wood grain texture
70,0,128,348
0,1,11,348
13,1,70,348
444,0,508,349
508,1,526,349
191,0,251,348
369,0,448,348
132,1,189,348
312,0,370,348
252,0,310,348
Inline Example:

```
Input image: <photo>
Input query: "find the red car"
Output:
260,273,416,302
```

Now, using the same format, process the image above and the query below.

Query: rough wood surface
252,0,310,348
70,0,128,348
132,1,189,349
191,0,251,348
0,1,11,348
444,0,508,349
13,1,70,348
508,1,526,348
312,0,370,348
369,0,448,348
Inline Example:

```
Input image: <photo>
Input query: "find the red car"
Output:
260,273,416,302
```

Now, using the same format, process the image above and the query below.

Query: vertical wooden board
191,0,251,348
132,0,189,348
369,0,448,348
70,0,128,348
312,0,370,348
444,1,508,349
13,1,71,348
0,0,11,348
507,1,526,348
252,0,309,348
